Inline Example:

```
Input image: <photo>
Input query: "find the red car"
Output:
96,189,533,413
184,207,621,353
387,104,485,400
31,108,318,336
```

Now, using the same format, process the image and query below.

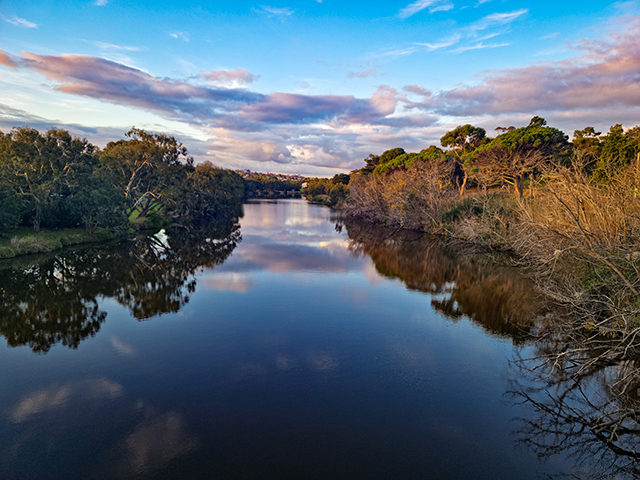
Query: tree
573,126,602,158
474,117,569,200
624,125,640,160
360,154,380,174
100,128,194,221
595,124,633,181
331,173,350,185
440,124,487,195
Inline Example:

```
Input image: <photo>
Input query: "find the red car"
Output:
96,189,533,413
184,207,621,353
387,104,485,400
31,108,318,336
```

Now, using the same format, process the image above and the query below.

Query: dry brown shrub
345,162,458,231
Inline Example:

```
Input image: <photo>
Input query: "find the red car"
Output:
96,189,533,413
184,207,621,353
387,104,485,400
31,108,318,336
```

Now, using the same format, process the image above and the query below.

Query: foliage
304,174,350,207
474,117,570,199
0,126,246,253
244,174,302,198
440,124,488,195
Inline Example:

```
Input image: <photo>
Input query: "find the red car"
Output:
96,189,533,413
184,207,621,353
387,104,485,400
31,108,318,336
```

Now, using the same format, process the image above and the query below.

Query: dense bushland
345,116,640,351
0,127,244,248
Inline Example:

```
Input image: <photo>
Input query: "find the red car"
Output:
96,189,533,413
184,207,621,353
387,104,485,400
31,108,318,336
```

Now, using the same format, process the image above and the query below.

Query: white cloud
399,0,443,18
450,41,509,54
4,16,37,28
170,32,189,42
469,9,528,32
254,5,295,19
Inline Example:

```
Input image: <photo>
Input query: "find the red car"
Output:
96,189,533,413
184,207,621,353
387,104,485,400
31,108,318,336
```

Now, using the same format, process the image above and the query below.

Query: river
0,199,603,479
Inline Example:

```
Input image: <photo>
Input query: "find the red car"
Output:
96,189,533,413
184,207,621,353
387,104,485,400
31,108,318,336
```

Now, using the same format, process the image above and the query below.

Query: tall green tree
440,124,487,195
595,124,633,181
100,128,194,220
573,127,602,158
474,117,569,200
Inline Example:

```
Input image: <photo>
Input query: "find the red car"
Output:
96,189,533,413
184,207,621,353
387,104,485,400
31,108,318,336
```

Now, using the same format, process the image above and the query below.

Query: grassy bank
0,228,117,259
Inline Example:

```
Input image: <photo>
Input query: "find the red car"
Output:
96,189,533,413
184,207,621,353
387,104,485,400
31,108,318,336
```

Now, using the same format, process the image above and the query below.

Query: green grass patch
0,228,116,259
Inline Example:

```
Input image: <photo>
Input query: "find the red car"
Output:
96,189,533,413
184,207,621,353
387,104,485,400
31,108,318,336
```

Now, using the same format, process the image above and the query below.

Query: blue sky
1,0,640,175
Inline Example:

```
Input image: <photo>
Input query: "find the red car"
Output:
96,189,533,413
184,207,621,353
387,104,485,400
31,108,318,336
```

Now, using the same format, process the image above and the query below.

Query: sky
1,0,640,176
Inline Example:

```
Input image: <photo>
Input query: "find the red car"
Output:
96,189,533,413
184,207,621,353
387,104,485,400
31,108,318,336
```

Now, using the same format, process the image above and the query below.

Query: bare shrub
345,160,458,231
515,152,640,308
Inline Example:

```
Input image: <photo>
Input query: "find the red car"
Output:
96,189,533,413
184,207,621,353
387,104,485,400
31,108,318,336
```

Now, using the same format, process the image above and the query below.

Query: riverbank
0,228,118,259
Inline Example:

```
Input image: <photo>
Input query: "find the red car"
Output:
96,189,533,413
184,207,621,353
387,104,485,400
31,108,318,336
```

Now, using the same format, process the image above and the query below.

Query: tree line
0,127,244,236
353,116,640,201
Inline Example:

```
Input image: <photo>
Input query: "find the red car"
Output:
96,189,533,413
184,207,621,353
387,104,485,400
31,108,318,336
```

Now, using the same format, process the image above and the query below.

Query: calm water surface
0,199,572,479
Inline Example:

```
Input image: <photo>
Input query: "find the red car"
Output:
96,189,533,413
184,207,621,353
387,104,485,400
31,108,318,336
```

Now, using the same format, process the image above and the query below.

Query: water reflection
511,338,640,478
0,200,580,479
345,220,543,341
0,221,241,353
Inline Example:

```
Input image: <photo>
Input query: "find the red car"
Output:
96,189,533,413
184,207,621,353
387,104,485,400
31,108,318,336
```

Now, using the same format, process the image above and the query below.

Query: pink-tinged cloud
5,51,402,130
406,17,640,116
17,51,261,124
0,49,18,70
198,68,259,86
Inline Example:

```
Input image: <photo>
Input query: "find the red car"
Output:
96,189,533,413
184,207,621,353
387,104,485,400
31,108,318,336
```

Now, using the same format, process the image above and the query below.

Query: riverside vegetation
0,127,244,258
344,116,640,473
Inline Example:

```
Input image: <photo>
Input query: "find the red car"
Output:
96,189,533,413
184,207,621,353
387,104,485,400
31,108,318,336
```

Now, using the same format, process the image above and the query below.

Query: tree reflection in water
0,220,241,353
344,220,543,342
345,219,640,476
511,334,640,478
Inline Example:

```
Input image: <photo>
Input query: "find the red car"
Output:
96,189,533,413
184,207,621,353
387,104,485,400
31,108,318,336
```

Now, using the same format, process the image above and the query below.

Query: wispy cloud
429,3,454,13
347,68,378,78
469,9,528,32
398,0,453,18
415,34,461,51
170,32,189,42
400,9,526,57
95,0,109,5
4,15,37,28
254,5,295,19
93,42,144,52
449,41,509,54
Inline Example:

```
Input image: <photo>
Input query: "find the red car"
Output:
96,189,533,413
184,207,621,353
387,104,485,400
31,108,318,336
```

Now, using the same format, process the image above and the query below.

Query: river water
0,199,578,479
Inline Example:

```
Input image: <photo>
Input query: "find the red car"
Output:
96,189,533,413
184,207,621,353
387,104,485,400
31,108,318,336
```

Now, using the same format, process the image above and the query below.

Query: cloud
3,15,640,174
4,15,37,28
398,0,452,18
197,68,260,87
414,34,462,51
430,4,454,13
111,336,136,356
347,68,378,78
0,49,18,70
95,0,109,5
254,5,295,19
93,42,144,52
469,9,527,33
170,32,189,42
5,51,402,132
403,16,640,117
10,379,123,423
449,41,509,54
390,9,525,59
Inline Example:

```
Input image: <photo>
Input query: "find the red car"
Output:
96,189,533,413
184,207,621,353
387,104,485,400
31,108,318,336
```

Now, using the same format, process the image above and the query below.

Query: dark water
0,199,577,479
